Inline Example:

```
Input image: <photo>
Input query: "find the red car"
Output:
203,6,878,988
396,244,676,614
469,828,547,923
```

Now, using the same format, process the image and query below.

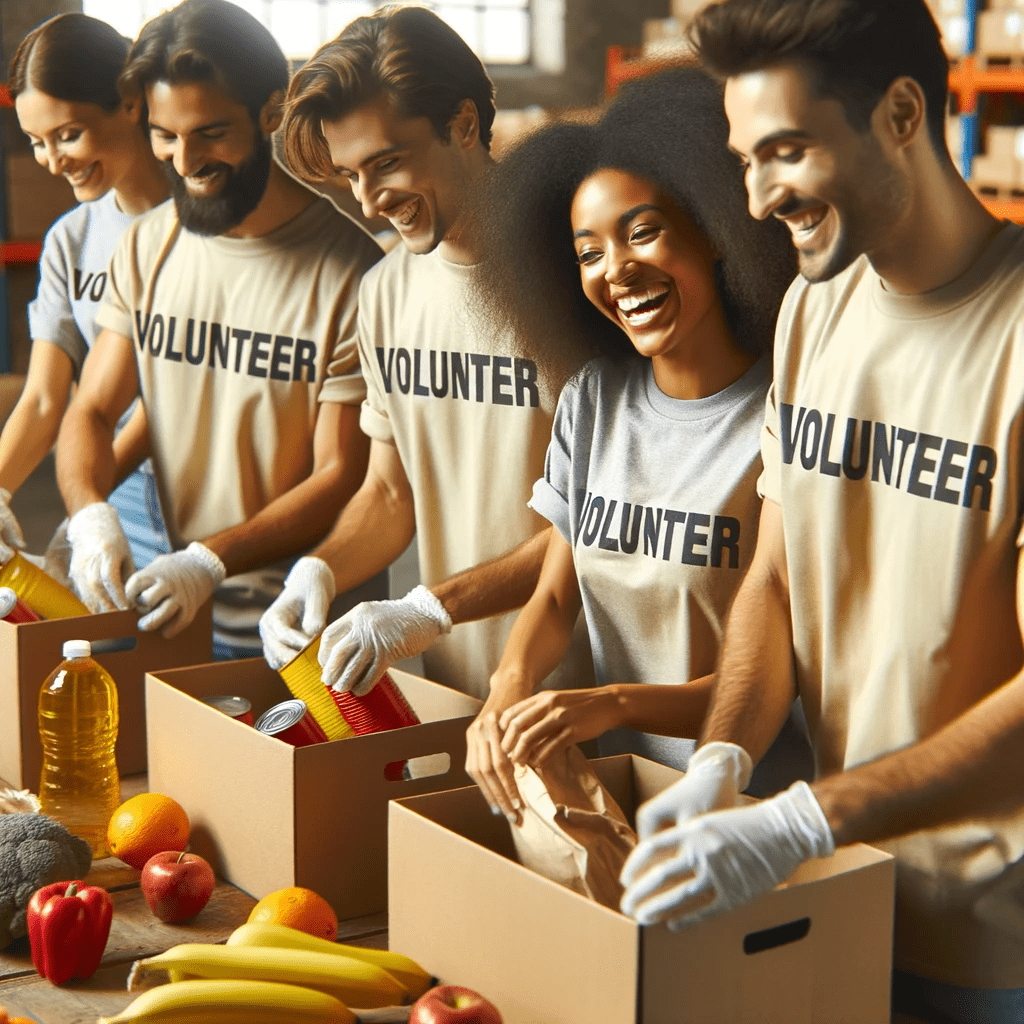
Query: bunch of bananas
99,922,433,1023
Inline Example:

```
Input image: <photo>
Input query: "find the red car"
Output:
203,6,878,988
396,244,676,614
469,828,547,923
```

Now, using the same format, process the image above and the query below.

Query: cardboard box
970,152,1019,188
977,9,1024,57
145,659,481,919
5,153,76,241
390,755,896,1024
0,607,211,789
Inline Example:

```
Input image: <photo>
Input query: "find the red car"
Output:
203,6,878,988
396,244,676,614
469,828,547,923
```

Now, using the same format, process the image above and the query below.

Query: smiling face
146,79,273,236
570,169,722,365
724,64,908,282
15,89,139,202
322,94,474,256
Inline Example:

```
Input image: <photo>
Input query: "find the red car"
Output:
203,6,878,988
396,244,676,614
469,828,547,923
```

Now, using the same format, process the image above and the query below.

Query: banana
226,921,433,999
100,977,356,1023
128,942,408,1009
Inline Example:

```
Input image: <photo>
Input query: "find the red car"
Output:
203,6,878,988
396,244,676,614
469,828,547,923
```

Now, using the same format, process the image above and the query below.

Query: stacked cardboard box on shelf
977,2,1024,61
970,125,1024,191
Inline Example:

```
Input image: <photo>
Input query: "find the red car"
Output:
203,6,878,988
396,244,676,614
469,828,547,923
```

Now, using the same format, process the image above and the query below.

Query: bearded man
55,0,384,656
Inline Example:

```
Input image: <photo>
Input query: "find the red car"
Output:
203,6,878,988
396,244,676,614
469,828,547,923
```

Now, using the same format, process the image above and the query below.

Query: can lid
0,587,17,618
255,699,307,735
63,639,91,659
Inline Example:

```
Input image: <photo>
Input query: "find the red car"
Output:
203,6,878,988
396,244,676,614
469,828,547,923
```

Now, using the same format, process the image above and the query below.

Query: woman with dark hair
466,67,810,820
5,12,170,571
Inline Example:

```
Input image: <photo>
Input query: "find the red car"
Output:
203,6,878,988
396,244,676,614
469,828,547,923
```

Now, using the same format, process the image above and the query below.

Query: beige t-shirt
762,223,1024,987
357,244,591,699
97,194,383,647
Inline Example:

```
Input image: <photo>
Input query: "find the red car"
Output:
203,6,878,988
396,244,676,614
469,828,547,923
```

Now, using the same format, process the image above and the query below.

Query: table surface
0,774,389,1024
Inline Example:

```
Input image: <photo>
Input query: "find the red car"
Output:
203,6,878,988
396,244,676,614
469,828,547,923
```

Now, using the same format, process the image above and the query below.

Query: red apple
409,985,503,1024
140,850,215,923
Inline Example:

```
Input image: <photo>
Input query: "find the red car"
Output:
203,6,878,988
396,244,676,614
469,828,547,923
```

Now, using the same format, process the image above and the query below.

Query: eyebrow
573,203,663,239
148,118,234,135
333,143,403,176
729,128,814,158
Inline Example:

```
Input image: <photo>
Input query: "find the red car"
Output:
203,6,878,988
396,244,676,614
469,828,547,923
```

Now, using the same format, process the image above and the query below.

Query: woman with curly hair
466,67,811,820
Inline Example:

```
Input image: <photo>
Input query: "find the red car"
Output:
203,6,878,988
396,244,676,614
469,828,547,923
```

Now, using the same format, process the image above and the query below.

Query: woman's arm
0,340,74,495
110,400,151,487
466,527,583,821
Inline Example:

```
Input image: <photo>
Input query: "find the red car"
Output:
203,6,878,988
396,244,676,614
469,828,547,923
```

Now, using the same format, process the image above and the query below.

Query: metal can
255,699,328,747
0,586,41,623
201,694,254,727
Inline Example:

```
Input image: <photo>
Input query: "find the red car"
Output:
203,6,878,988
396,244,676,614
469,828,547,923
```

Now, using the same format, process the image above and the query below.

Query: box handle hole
384,752,451,782
743,916,810,954
90,636,138,655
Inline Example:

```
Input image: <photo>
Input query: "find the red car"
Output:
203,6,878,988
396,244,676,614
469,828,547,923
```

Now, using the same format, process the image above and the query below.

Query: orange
107,792,190,870
247,886,338,941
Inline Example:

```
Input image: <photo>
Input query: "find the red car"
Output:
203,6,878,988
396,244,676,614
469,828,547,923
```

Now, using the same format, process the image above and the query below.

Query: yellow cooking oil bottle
39,640,120,857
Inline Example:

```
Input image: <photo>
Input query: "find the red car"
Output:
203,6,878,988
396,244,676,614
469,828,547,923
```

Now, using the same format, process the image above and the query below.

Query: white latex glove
66,502,134,612
258,556,336,670
0,488,25,564
42,518,73,590
319,585,453,696
620,780,835,930
635,741,754,840
125,541,226,638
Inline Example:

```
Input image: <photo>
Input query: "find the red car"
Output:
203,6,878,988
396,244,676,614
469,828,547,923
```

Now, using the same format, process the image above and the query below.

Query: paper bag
510,745,638,909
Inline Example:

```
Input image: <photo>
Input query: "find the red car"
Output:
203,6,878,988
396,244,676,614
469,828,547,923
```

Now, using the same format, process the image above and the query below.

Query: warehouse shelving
0,84,41,267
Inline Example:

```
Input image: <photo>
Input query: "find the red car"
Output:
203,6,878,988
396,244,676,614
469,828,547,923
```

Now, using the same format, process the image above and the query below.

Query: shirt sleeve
27,219,88,379
757,381,781,503
318,231,381,406
351,273,395,444
94,224,138,341
528,378,579,543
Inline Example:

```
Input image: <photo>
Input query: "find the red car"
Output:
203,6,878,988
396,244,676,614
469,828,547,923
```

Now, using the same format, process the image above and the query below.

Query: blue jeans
892,969,1024,1023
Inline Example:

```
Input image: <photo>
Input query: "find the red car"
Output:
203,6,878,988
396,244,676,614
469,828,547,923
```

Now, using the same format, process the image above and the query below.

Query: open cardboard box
145,658,481,920
0,605,211,788
389,754,896,1024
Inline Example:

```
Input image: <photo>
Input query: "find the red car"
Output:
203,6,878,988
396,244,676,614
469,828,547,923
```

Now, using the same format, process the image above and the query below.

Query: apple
140,850,215,923
409,985,503,1024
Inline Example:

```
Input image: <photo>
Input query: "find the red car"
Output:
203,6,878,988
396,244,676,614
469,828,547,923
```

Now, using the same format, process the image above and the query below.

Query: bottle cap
63,639,91,660
0,588,16,618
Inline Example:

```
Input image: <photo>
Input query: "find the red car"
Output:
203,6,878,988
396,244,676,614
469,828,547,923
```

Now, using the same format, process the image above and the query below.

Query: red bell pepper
26,880,113,984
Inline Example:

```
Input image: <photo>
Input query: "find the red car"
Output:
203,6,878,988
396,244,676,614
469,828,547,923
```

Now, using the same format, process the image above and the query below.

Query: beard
163,129,273,236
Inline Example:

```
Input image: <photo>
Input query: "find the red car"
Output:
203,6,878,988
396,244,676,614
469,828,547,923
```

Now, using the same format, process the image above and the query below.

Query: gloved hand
620,780,835,930
319,585,452,696
125,542,226,638
635,740,753,840
0,488,26,564
258,557,336,670
66,502,134,612
42,518,72,590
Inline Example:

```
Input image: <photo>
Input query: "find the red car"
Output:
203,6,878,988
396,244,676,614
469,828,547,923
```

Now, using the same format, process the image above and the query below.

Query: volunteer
619,2,1024,1020
259,6,592,700
467,69,811,821
6,13,170,573
56,0,384,656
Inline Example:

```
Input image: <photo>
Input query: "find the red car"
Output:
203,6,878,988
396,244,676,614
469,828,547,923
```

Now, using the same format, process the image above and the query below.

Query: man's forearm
432,528,551,626
56,402,119,514
111,402,151,488
816,666,1024,847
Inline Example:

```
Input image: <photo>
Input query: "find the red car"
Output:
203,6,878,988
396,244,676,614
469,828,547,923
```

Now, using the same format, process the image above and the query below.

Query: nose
746,161,785,222
172,136,206,180
39,141,64,177
605,241,639,285
350,173,380,220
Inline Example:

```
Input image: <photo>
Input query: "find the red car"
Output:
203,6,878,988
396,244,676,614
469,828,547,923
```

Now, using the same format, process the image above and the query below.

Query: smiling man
56,0,384,655
615,1,1024,1020
258,6,593,760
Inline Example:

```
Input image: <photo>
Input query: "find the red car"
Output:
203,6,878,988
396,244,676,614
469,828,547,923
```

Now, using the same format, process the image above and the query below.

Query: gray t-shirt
530,355,769,771
28,189,131,375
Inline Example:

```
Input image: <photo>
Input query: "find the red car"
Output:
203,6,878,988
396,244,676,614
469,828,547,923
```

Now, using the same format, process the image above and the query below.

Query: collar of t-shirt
642,354,770,422
871,220,1022,321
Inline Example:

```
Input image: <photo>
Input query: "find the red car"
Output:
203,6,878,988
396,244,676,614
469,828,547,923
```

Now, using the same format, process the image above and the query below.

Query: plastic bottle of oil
38,640,120,857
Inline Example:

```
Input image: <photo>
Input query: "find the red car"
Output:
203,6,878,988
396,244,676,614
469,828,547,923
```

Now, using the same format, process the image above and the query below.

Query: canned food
255,699,328,747
201,694,254,726
0,586,41,623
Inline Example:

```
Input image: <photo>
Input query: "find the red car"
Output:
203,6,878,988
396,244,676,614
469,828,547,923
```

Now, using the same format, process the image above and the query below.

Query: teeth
790,209,826,237
392,199,420,227
616,287,669,315
67,163,97,186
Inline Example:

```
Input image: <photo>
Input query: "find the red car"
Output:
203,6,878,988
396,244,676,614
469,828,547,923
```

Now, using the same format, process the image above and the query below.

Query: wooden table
0,775,388,1024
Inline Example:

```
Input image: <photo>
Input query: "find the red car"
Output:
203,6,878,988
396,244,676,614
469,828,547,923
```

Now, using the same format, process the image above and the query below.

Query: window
83,0,533,64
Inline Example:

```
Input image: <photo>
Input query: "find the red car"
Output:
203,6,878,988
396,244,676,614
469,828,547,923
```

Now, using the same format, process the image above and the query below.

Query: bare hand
499,687,622,768
465,696,524,825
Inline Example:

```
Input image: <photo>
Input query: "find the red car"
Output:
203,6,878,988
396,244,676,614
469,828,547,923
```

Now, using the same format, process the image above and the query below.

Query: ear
259,88,286,135
878,76,926,150
120,93,143,127
448,98,480,150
